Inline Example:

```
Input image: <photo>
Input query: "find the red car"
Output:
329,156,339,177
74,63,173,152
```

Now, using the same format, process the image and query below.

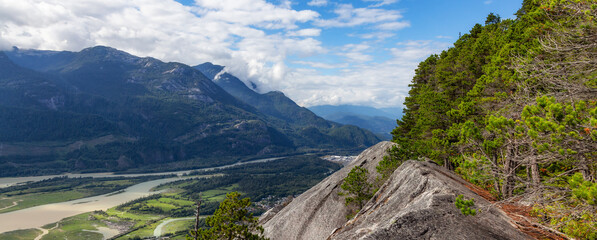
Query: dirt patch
499,203,569,240
459,179,568,240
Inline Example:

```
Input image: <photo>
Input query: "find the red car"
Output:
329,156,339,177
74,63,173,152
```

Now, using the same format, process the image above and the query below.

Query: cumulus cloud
0,0,435,108
0,0,323,91
363,0,399,7
282,40,449,108
338,43,373,62
315,4,405,29
376,21,410,30
287,28,322,37
307,0,328,7
354,32,396,40
192,0,318,30
293,61,348,69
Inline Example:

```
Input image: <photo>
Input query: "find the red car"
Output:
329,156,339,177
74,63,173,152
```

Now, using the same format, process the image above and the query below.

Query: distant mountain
194,63,380,147
309,105,402,120
194,63,331,128
0,47,380,177
308,105,402,140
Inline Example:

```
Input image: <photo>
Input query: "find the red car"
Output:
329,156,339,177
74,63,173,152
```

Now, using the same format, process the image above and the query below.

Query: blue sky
0,0,522,108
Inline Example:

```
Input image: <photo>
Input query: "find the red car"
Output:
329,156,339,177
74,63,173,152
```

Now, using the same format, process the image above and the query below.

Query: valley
0,155,342,239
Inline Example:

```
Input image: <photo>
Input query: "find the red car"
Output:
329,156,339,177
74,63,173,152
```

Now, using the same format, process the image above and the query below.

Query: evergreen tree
340,166,374,209
189,192,268,240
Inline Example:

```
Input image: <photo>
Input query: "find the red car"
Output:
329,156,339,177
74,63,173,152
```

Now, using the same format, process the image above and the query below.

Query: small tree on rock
340,166,374,210
190,191,268,240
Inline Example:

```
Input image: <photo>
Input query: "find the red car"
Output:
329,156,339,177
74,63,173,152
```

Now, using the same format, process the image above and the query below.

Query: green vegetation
190,192,267,240
339,166,374,210
0,229,42,240
454,195,476,216
40,212,114,240
569,173,597,205
0,47,379,177
380,0,596,238
0,176,163,213
0,155,338,240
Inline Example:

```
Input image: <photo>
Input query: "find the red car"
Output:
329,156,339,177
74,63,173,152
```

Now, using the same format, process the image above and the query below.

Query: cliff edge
261,141,531,240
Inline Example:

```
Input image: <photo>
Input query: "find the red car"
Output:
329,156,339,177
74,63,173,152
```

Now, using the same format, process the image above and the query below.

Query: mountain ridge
0,46,380,177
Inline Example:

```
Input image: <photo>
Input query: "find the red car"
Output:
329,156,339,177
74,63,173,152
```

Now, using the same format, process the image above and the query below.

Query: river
0,157,283,188
0,157,284,233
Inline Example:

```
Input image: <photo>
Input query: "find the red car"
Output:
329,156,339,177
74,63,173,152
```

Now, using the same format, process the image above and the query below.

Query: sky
0,0,522,108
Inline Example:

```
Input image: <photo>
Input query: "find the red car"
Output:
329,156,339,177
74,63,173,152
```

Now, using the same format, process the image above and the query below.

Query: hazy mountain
0,47,380,176
308,105,402,139
309,105,402,120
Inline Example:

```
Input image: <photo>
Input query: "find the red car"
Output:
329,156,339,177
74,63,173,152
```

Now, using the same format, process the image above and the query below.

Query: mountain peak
194,62,225,80
78,45,138,63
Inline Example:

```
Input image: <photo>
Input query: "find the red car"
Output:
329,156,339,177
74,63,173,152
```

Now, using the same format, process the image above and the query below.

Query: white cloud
363,0,399,7
315,4,403,28
376,21,410,30
0,0,446,108
287,28,321,37
338,43,373,62
192,0,318,30
283,40,449,108
0,0,324,92
484,0,493,4
435,35,452,39
355,32,396,39
293,61,348,69
307,0,327,7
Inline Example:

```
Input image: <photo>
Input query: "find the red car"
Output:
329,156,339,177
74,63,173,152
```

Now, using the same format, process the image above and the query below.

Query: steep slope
0,48,292,176
383,1,596,237
260,141,394,240
0,47,379,176
194,62,381,148
261,142,530,240
194,62,331,128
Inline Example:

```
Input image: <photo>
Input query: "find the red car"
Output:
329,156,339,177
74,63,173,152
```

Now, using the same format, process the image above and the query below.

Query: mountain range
308,105,402,140
0,46,380,177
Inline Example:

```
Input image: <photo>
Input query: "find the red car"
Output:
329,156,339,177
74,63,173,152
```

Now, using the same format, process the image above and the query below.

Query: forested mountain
0,47,380,177
377,1,596,238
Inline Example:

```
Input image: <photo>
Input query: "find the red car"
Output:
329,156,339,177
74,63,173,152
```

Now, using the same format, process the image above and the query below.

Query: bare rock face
328,160,531,240
261,142,531,240
260,141,396,240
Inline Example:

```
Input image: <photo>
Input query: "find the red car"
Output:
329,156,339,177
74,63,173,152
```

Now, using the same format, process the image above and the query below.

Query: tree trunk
444,158,453,171
530,157,541,188
502,157,513,199
491,153,502,199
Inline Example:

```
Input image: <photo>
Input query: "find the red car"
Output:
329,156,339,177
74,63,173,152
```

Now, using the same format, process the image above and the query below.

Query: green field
39,213,107,240
161,218,195,235
0,229,42,240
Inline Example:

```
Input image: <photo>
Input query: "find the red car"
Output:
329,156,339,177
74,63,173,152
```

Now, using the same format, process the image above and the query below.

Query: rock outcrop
261,141,531,240
260,141,395,240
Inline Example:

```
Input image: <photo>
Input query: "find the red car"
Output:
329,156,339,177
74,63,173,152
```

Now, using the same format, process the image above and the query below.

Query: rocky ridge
261,141,531,240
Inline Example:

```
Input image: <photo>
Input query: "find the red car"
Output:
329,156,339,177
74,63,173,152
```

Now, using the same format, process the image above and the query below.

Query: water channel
0,157,283,233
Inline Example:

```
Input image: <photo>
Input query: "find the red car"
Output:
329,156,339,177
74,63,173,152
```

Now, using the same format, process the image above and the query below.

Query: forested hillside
0,47,380,177
381,0,596,238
